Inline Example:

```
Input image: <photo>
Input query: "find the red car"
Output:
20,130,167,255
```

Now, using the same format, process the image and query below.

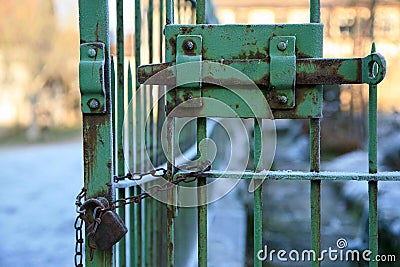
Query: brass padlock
88,208,128,250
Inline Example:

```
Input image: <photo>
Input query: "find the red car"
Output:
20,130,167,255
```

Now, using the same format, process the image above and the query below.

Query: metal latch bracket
269,36,296,109
79,42,106,114
174,35,203,108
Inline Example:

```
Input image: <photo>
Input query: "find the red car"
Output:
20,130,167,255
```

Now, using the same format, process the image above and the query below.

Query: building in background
214,0,400,113
0,0,399,142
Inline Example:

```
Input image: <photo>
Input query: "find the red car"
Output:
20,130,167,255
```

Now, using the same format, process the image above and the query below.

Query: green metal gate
76,0,395,266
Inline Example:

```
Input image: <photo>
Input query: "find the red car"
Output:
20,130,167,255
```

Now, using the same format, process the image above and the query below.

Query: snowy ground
0,125,247,267
0,139,83,267
1,116,399,267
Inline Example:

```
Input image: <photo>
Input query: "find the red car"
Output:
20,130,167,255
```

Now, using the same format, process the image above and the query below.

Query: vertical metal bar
197,118,207,267
196,0,206,24
148,0,154,63
78,0,113,266
135,88,143,267
130,186,140,267
111,57,119,267
135,0,142,79
166,0,175,266
144,125,152,267
253,118,263,267
190,2,195,24
310,119,321,267
166,0,174,24
177,0,181,24
117,190,126,266
368,43,378,267
116,1,126,266
111,56,116,182
196,2,207,267
310,1,321,266
143,30,152,266
310,0,321,23
167,116,175,267
159,0,164,62
132,1,142,266
183,0,187,23
156,1,165,265
127,63,134,267
158,0,165,167
147,1,156,264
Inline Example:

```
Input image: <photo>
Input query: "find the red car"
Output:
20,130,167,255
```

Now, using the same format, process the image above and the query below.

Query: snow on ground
323,150,400,237
0,140,83,267
0,123,248,267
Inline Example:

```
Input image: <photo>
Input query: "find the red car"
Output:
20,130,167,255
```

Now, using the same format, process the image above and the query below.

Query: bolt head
184,40,194,51
277,41,287,51
88,98,100,109
277,95,288,104
87,48,97,58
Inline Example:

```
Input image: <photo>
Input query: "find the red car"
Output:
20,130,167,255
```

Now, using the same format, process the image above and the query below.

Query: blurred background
0,0,400,266
0,0,399,142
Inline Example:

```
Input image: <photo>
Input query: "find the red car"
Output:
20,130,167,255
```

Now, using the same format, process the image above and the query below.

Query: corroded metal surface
78,0,113,266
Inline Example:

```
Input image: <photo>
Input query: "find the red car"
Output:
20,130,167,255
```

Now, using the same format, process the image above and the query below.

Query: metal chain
73,162,210,266
113,167,168,183
74,188,86,267
113,164,211,209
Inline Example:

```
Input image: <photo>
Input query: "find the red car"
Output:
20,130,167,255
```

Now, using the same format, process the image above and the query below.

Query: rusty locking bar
137,53,386,86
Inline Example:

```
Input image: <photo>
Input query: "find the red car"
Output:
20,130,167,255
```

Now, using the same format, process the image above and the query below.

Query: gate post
78,1,113,266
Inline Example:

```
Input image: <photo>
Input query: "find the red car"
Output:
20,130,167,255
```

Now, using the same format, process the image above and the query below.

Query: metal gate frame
78,0,397,266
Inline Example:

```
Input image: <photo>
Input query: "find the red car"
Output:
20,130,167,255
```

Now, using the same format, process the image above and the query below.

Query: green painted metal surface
78,0,113,266
368,43,379,267
196,3,208,266
164,23,323,119
77,0,393,266
115,1,127,266
140,23,386,119
79,42,106,114
253,118,263,267
309,2,321,266
269,36,296,109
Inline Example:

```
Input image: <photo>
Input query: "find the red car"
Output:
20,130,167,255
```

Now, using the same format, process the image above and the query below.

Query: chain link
73,162,211,266
112,163,211,209
75,188,87,213
74,214,85,266
74,188,87,267
113,167,167,183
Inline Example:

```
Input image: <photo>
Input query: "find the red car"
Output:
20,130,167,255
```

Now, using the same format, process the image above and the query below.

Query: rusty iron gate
76,0,396,266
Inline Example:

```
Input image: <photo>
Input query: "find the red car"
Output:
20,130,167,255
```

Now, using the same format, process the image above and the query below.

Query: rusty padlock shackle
79,198,106,213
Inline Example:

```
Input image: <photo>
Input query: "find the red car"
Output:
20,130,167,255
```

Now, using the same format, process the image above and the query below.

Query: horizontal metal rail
174,170,400,181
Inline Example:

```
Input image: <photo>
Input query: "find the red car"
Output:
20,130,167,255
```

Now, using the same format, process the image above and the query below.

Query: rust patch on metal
95,22,99,42
296,51,313,59
232,49,267,60
82,119,113,196
296,58,362,85
179,26,194,35
137,62,175,84
168,37,177,57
